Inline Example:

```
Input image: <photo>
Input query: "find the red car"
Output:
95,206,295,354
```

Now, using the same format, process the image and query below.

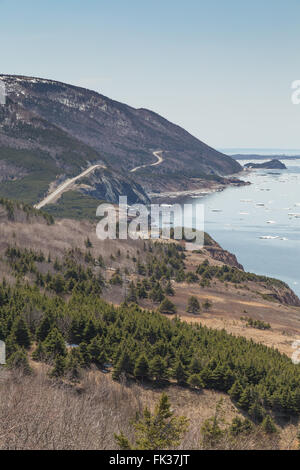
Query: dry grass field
1,366,297,450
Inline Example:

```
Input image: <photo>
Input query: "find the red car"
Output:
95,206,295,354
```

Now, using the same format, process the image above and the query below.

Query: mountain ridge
0,74,242,206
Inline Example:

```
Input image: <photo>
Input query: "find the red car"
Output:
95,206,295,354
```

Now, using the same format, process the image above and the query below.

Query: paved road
130,150,164,173
35,150,164,209
34,164,105,209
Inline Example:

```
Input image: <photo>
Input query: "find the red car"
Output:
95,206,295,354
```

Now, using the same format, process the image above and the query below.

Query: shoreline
148,176,250,204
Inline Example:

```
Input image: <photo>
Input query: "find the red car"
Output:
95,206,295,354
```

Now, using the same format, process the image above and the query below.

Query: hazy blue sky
1,0,300,150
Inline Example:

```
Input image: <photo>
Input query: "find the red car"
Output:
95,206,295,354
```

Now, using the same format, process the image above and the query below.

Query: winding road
130,150,164,173
34,150,164,209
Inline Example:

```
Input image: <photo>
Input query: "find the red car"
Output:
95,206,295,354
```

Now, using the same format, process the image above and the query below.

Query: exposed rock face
244,159,287,169
80,168,150,205
0,75,241,177
262,288,300,307
205,246,244,270
203,237,300,307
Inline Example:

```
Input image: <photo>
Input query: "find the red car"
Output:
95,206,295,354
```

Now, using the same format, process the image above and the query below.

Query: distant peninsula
244,159,287,170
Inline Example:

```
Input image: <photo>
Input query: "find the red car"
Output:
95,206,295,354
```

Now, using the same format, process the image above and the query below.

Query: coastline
148,175,250,204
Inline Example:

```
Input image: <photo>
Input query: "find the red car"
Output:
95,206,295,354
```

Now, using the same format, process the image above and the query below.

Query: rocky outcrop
262,287,300,307
244,159,287,169
80,168,150,205
205,246,244,270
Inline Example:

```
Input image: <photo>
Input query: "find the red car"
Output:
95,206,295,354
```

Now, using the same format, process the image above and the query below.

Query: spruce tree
149,282,165,303
229,381,243,402
36,314,53,342
150,355,167,381
115,393,189,450
187,374,204,389
237,387,253,411
50,355,66,378
186,296,201,314
134,354,149,380
173,360,187,385
87,336,107,367
83,319,97,342
66,349,83,381
189,356,202,374
44,327,67,358
202,299,212,311
248,401,265,423
11,317,31,349
229,417,253,436
159,298,176,314
32,341,46,361
113,350,133,380
79,342,91,367
261,415,277,434
7,348,32,374
126,282,138,303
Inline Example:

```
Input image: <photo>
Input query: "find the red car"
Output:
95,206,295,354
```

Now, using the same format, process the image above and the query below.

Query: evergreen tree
238,387,253,411
69,316,86,344
50,355,66,378
261,415,277,434
229,381,243,402
134,354,149,380
36,314,53,342
229,417,253,436
202,299,213,311
7,348,31,374
51,274,65,294
66,349,83,381
187,374,204,389
115,393,189,450
87,336,107,367
83,319,97,342
32,341,46,361
248,401,265,423
149,282,165,303
11,317,31,349
136,282,147,299
149,355,167,381
200,400,224,447
186,296,201,314
126,282,138,303
78,342,91,367
173,360,187,385
44,327,67,358
159,298,176,314
189,356,202,375
113,350,133,380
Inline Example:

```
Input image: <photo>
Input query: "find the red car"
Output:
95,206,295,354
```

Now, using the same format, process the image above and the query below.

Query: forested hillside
1,199,300,449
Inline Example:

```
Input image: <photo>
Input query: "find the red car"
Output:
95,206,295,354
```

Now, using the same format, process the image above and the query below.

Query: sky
1,0,300,150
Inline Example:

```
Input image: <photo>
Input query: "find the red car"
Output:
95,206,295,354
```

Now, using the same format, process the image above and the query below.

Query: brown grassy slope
1,367,294,450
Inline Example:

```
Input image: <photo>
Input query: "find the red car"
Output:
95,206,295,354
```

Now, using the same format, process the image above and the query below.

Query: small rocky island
244,159,287,170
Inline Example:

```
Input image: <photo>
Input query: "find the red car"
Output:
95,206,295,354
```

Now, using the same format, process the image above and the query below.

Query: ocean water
185,159,300,296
